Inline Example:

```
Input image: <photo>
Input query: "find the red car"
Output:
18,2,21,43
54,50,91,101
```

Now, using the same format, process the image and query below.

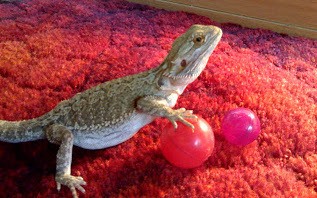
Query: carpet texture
0,0,316,197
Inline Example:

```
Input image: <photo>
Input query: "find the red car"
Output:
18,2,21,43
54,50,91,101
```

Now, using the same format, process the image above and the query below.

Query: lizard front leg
137,95,197,129
45,124,86,198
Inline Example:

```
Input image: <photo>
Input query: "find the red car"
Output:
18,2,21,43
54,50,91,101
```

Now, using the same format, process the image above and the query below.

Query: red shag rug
0,0,316,197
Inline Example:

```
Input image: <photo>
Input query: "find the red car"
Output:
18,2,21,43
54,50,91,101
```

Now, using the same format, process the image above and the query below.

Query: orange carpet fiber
0,0,316,197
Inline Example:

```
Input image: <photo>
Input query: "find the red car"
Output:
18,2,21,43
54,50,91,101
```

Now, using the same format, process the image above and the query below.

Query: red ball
221,108,261,146
160,116,215,169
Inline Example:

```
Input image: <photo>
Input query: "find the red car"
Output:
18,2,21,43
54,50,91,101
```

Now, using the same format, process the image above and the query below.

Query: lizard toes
180,119,195,129
169,119,178,129
185,113,197,119
56,174,87,198
175,115,195,129
179,108,186,112
56,182,61,191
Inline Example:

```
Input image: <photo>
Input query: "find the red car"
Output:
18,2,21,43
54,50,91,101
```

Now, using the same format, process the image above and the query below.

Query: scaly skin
0,25,222,197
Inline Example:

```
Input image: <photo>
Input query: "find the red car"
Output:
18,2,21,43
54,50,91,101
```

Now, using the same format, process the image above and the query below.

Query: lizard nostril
158,77,165,87
181,59,187,67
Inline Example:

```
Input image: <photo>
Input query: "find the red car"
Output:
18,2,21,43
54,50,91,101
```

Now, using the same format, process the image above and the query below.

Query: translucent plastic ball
221,108,261,146
160,116,215,169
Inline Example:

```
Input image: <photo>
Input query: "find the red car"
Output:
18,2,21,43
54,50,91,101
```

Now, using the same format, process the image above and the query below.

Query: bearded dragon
0,25,222,197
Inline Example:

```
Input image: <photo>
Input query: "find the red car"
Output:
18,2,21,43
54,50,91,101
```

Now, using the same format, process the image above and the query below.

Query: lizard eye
196,37,202,42
194,35,204,44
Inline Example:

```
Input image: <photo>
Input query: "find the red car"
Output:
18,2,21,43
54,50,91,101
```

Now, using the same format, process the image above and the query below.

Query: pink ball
221,108,261,146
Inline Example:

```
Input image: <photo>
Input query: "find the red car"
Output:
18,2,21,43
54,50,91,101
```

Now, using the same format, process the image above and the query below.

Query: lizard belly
73,113,154,150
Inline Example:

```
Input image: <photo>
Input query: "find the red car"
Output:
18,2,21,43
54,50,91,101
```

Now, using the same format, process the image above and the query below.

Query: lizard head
160,25,222,87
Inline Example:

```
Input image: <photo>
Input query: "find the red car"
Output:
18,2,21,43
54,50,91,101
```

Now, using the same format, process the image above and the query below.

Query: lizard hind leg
45,124,86,198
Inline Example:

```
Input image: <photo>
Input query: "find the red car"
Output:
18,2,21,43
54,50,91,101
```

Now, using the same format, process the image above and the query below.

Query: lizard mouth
163,45,210,80
163,72,198,80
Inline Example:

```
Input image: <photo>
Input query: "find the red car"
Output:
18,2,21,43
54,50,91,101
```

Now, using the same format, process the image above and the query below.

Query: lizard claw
168,108,197,129
56,174,87,198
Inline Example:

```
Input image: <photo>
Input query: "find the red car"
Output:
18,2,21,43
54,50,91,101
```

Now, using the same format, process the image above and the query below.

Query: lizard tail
0,118,46,143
